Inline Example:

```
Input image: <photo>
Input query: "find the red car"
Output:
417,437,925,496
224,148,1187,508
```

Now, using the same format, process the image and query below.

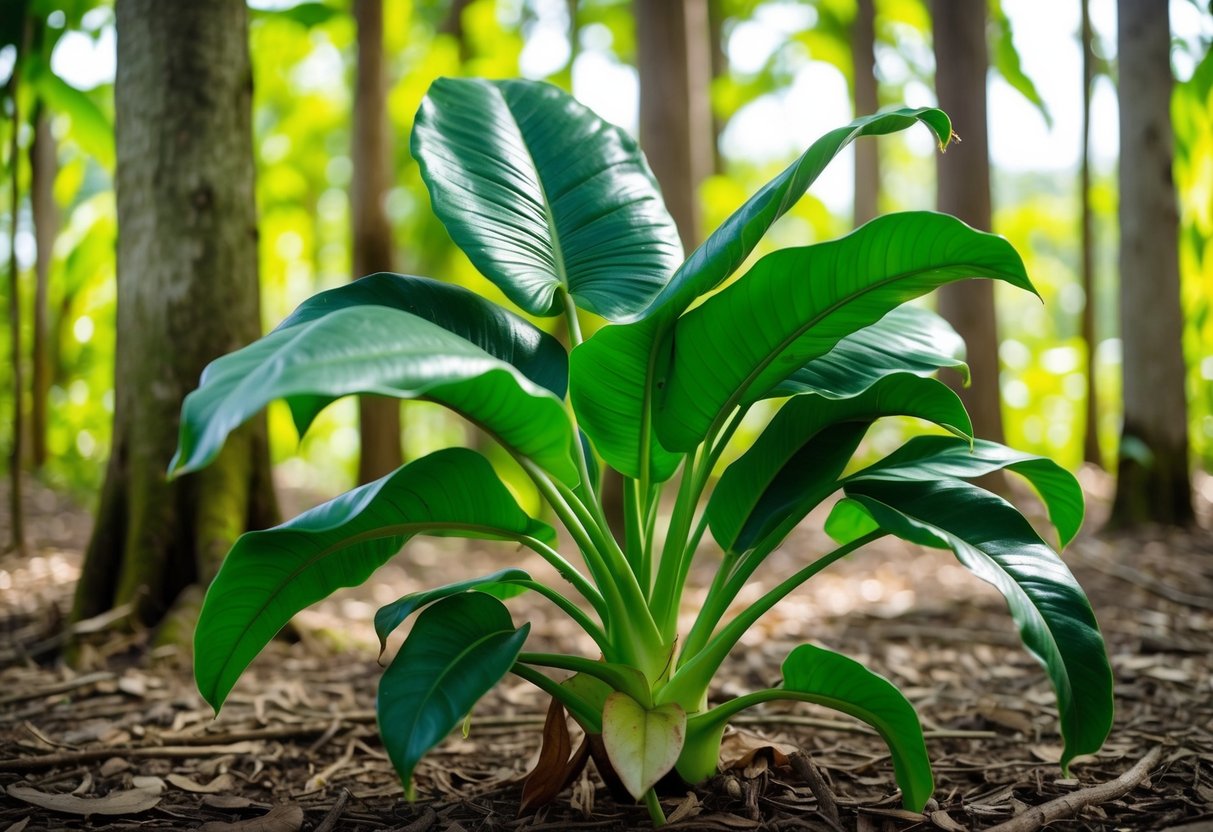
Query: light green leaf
571,109,953,480
274,272,569,398
848,435,1084,547
601,693,686,800
655,212,1034,451
412,77,683,320
770,305,969,399
171,305,578,484
843,478,1113,770
710,374,971,554
378,593,529,792
193,448,552,711
824,498,881,545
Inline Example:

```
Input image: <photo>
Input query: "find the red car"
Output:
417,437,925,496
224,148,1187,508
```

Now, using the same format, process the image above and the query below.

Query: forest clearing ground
1,474,1211,831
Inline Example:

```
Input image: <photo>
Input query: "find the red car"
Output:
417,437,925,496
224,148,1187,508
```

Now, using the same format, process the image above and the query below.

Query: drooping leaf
171,305,578,484
378,593,529,792
274,273,569,397
770,305,968,399
194,448,552,711
989,0,1053,128
412,77,683,320
842,478,1113,770
374,568,532,660
710,374,972,554
570,109,953,480
601,693,686,800
848,435,1084,546
520,697,585,813
655,212,1034,451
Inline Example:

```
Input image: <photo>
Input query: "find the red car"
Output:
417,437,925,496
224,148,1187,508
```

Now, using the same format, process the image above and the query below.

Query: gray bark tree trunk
931,0,1006,449
852,0,879,227
73,0,278,628
352,0,403,485
1110,0,1193,527
31,105,57,471
1079,0,1101,466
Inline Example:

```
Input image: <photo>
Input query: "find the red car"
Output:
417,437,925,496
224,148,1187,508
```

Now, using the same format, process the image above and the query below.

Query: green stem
659,532,884,708
517,535,607,620
644,788,667,826
519,652,651,706
650,450,701,637
510,663,601,732
561,287,584,348
509,579,609,654
622,475,644,578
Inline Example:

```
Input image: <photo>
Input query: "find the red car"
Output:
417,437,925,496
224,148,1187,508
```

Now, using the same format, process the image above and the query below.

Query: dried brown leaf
6,783,162,816
166,772,235,793
930,809,968,831
197,804,304,832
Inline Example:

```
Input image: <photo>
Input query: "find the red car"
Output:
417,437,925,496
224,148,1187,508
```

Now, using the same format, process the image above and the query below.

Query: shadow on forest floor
1,472,1211,831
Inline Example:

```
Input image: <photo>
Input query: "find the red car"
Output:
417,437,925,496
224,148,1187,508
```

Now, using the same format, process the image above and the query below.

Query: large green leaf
171,305,578,484
849,436,1084,547
770,305,968,399
412,77,683,320
374,568,531,660
378,593,530,792
570,109,953,480
842,478,1113,770
655,212,1034,451
274,273,569,397
710,374,972,554
194,448,552,711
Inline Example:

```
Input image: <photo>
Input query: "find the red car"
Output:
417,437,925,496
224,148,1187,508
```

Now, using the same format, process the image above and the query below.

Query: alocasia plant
174,77,1113,826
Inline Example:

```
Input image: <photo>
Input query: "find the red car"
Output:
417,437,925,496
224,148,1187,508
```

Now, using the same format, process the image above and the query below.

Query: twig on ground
981,746,1164,832
789,751,844,832
0,741,262,772
0,672,116,708
1077,550,1213,611
313,787,351,832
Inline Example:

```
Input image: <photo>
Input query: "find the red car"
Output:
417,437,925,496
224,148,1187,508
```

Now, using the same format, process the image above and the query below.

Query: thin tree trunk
352,0,403,485
31,105,57,471
635,0,713,251
852,0,879,228
5,53,27,556
74,0,278,628
1110,0,1193,527
930,0,1005,450
1079,0,1101,467
707,0,727,175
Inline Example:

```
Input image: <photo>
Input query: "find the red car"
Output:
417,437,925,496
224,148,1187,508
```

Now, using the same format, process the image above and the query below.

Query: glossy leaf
849,436,1084,546
274,273,569,397
194,448,552,711
710,374,971,554
842,478,1113,770
378,593,529,791
171,305,578,484
655,212,1034,451
770,305,968,399
571,109,953,480
823,498,881,545
374,568,532,660
602,693,686,800
412,77,683,320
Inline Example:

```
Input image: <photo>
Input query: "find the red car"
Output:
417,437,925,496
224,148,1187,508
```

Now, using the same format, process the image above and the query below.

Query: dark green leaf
848,436,1084,547
374,568,532,660
412,77,683,320
194,448,552,711
172,305,578,484
770,305,968,399
842,478,1113,770
378,593,529,791
275,272,569,398
655,212,1034,451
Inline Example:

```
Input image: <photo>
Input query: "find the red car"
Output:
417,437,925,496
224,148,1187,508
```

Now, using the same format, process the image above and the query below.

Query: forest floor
1,473,1211,832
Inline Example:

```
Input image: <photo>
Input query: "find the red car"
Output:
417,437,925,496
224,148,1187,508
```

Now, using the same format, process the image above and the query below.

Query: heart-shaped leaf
602,692,687,800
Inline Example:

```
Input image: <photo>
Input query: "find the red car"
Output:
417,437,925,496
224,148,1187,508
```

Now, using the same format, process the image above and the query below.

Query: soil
1,472,1211,831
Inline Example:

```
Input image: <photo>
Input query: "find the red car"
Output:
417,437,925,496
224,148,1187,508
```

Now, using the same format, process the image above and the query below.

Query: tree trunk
1110,0,1193,527
852,0,879,228
931,0,1005,449
73,0,278,628
31,105,57,471
707,0,727,175
635,0,713,251
352,0,403,485
1079,0,1101,467
5,52,26,556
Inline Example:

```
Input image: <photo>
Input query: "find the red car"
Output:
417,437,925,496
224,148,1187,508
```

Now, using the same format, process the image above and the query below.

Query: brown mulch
1,472,1212,831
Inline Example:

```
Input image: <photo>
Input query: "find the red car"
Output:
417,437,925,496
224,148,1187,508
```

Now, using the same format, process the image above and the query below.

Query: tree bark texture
931,0,1005,447
635,0,713,251
1110,0,1193,527
852,0,879,227
31,106,57,470
352,0,403,485
1079,0,1101,466
74,0,279,627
